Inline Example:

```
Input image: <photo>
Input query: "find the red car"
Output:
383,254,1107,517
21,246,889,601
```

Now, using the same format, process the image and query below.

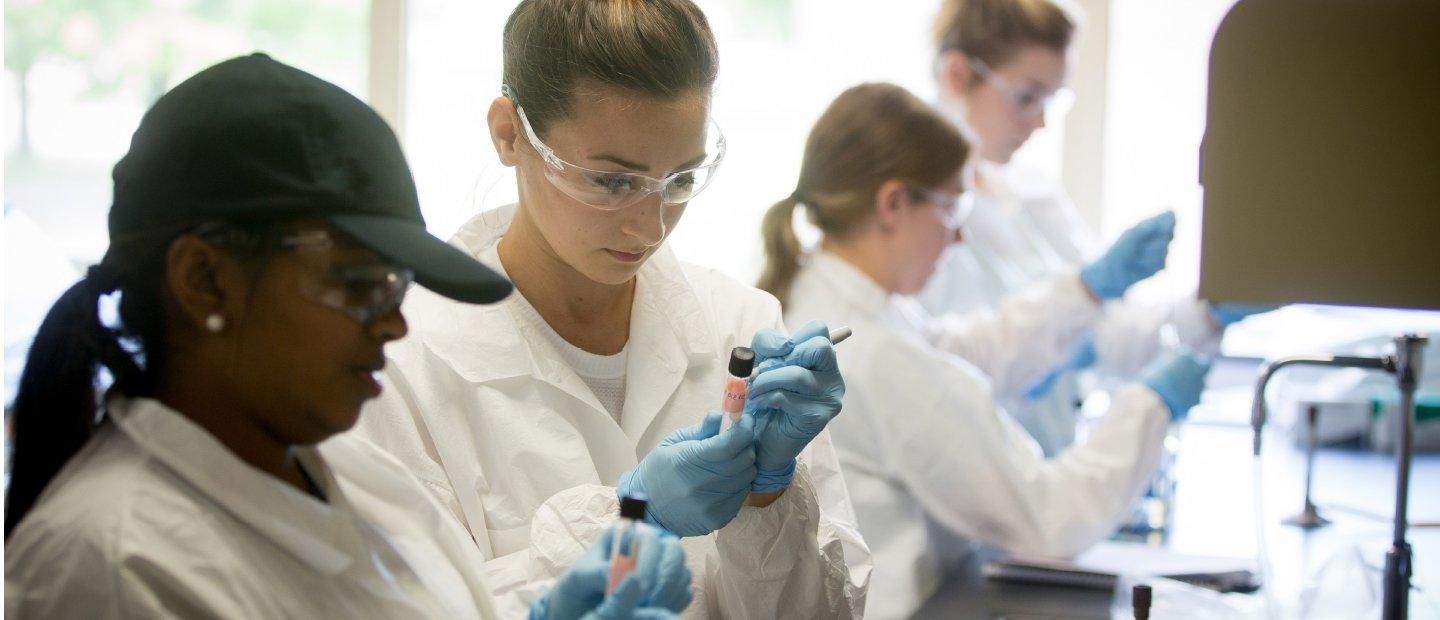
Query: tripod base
1283,503,1331,529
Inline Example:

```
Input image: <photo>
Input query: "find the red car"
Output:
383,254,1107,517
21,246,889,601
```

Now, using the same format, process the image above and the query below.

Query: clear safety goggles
506,87,726,210
909,184,975,231
970,59,1075,120
278,230,413,325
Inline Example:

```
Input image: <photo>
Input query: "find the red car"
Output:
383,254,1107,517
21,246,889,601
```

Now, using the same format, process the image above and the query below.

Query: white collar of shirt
419,204,716,436
804,251,894,316
107,396,358,575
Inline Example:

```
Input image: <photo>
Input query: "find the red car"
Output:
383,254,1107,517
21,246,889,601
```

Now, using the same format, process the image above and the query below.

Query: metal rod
1303,405,1318,510
1249,337,1427,618
1284,404,1331,528
1383,334,1426,620
1251,354,1392,456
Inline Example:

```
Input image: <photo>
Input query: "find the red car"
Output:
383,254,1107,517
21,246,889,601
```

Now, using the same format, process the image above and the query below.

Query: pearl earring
205,313,226,333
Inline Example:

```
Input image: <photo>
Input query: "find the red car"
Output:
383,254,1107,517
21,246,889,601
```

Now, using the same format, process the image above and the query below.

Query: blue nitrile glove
1138,351,1212,421
1207,303,1278,327
529,522,692,620
746,321,846,493
617,411,756,537
1079,211,1176,300
578,579,680,620
1023,333,1099,401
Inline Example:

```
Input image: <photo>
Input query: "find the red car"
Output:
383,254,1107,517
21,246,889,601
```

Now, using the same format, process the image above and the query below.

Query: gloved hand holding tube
617,411,756,537
1079,211,1176,301
746,321,847,493
1138,350,1212,421
529,521,692,620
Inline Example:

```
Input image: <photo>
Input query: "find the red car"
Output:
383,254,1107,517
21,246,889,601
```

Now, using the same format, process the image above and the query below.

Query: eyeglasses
504,85,726,210
969,59,1075,120
279,230,413,325
908,185,975,231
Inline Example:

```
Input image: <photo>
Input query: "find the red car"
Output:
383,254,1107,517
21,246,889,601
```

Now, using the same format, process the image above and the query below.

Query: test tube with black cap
721,347,756,427
1132,583,1152,620
606,495,648,594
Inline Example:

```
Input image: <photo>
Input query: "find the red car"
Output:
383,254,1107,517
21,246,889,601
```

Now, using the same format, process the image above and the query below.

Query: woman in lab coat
922,0,1267,454
758,82,1211,619
350,1,869,618
4,54,691,619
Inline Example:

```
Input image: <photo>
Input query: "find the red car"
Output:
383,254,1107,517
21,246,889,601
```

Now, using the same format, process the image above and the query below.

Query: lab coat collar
107,397,358,575
973,160,1033,218
620,240,716,438
805,251,894,316
442,205,715,439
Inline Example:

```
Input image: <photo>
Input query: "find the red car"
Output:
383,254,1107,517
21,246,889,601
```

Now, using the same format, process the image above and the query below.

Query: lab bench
913,372,1440,618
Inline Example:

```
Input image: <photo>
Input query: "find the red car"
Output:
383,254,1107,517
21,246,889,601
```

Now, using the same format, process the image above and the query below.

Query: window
4,0,370,403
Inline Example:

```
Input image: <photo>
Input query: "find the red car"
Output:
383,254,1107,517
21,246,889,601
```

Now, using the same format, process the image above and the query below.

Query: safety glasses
195,223,412,325
908,185,975,231
969,59,1075,120
278,230,413,325
504,86,726,211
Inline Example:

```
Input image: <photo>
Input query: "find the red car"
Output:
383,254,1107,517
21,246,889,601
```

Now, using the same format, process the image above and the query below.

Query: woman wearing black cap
4,54,691,618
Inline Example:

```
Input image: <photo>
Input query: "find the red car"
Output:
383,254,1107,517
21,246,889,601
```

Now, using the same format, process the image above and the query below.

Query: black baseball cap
109,53,511,304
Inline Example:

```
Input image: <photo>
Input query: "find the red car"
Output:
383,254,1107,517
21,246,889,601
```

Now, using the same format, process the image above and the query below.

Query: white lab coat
352,205,870,619
787,252,1170,619
5,397,498,619
918,161,1220,454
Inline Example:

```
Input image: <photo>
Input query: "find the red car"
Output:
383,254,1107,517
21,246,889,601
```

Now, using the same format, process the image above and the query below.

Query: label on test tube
722,347,756,426
722,378,747,422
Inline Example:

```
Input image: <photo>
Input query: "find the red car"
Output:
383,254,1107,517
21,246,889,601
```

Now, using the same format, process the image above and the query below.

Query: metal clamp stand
1282,405,1331,528
1383,335,1426,620
1250,334,1426,620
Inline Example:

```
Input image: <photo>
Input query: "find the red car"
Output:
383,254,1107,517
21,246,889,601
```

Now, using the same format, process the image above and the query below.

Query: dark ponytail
6,270,133,536
5,223,192,537
4,220,287,537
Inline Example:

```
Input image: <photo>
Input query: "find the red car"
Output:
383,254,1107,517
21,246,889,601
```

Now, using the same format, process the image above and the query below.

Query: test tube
721,347,755,427
606,496,648,594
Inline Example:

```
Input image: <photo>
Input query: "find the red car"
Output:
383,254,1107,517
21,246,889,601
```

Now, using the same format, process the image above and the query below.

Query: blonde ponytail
757,194,803,307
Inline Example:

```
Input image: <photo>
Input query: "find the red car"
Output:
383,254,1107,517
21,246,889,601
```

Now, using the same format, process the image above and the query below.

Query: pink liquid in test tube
606,554,637,593
605,496,648,595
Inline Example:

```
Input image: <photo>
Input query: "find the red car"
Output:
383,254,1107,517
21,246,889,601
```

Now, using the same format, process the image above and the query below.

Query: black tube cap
619,496,648,520
729,347,756,377
1132,584,1152,619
